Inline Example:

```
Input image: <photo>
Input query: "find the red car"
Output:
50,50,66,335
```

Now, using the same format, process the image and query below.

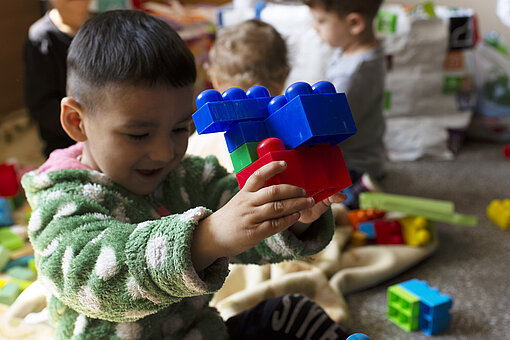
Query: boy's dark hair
67,10,196,112
303,0,383,21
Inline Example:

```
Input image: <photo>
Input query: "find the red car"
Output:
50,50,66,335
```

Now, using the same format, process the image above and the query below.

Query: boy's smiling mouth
136,168,163,177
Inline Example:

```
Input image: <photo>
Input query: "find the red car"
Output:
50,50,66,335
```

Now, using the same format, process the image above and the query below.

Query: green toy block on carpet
0,228,24,250
7,266,37,281
0,282,21,305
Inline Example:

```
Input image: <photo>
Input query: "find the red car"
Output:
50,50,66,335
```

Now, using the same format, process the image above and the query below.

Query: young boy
22,10,349,339
24,0,92,157
187,19,290,172
304,0,386,206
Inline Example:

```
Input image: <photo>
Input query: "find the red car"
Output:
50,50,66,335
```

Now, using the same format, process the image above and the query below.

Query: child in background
22,10,350,339
304,0,386,207
187,19,290,172
24,0,92,157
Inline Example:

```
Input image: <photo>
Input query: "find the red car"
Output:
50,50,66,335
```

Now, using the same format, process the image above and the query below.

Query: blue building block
399,279,453,335
347,334,370,340
193,86,272,135
264,81,357,149
224,120,269,153
358,221,376,238
0,198,14,226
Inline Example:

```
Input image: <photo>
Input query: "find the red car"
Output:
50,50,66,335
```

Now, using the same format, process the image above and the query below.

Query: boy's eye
173,127,189,134
128,133,149,140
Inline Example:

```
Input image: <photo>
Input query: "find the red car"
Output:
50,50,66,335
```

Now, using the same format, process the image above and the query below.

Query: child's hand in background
192,161,314,271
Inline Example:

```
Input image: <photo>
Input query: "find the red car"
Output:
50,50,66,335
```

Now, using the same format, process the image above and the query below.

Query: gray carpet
346,141,510,339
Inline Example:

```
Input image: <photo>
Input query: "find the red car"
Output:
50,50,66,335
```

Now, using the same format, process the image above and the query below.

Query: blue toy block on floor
347,334,370,340
399,279,453,335
265,81,357,149
358,221,376,238
193,86,272,134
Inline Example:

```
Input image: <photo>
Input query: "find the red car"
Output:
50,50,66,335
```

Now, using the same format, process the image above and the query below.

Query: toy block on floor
348,209,386,230
388,284,420,332
0,198,14,226
360,192,477,226
392,279,453,336
399,216,431,246
230,142,260,173
487,199,510,230
358,221,376,238
236,138,352,203
0,228,24,251
0,245,12,271
374,220,404,245
265,81,357,149
193,86,272,134
7,266,37,281
0,282,21,305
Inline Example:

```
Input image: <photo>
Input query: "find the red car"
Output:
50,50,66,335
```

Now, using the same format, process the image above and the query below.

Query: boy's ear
346,12,366,36
61,97,88,142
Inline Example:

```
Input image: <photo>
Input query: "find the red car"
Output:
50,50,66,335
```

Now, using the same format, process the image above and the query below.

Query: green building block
28,258,37,275
0,245,12,271
377,11,398,34
0,282,21,305
388,284,420,332
7,266,36,281
230,142,259,173
359,192,477,226
10,278,32,291
0,228,24,251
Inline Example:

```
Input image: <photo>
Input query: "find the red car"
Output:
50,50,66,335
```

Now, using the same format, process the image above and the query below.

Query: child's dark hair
67,10,196,112
304,0,383,21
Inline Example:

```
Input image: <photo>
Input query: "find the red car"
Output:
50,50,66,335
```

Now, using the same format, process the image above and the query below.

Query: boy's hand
192,161,315,271
297,192,347,225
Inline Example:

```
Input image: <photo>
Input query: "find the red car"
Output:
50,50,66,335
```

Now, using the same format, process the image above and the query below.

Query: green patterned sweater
21,143,335,340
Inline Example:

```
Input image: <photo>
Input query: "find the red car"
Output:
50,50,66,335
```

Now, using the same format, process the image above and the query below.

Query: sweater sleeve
22,170,229,323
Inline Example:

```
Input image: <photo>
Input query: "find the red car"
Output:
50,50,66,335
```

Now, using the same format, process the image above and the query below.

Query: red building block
0,164,19,197
374,220,404,245
504,145,510,159
236,138,351,203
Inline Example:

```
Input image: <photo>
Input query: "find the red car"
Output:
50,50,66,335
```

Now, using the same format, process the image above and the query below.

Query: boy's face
80,85,194,196
309,6,353,48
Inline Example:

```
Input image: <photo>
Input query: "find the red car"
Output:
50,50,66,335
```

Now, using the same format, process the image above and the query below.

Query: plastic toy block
7,266,36,281
0,282,21,305
350,231,368,247
358,221,376,238
193,86,272,135
399,279,453,335
0,245,12,271
0,228,24,251
399,216,431,246
264,81,357,149
0,278,6,290
224,120,269,153
236,138,351,203
504,145,510,158
348,209,386,229
487,199,510,229
374,220,404,245
360,192,477,226
4,255,35,271
0,198,14,226
0,163,19,197
346,334,370,340
28,258,37,275
388,284,420,332
10,279,32,291
229,142,260,173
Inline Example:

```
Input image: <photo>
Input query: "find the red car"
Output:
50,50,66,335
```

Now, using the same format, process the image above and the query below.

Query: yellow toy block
399,216,431,246
487,199,510,230
351,230,368,247
0,278,7,290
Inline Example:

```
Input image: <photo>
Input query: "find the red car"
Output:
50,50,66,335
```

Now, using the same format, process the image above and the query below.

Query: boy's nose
149,139,174,162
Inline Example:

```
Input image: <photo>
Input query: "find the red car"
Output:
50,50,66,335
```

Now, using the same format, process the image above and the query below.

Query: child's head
207,19,289,96
304,0,383,50
61,10,197,196
49,0,91,13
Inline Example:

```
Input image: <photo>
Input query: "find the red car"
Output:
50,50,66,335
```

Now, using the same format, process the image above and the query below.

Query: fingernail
308,197,315,205
302,189,307,196
280,161,286,167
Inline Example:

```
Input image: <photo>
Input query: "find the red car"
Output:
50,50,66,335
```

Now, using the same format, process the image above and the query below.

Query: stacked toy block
388,279,453,335
193,81,357,202
487,199,510,230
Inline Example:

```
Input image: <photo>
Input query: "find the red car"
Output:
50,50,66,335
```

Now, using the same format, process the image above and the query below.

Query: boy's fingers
253,183,307,206
258,196,314,221
324,192,347,206
257,212,301,238
242,161,287,192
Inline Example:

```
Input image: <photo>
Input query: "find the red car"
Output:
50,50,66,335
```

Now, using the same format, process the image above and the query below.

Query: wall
385,0,510,43
0,1,41,118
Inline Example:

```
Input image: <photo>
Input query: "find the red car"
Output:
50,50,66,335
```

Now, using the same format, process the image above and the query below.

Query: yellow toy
399,216,431,246
487,199,510,229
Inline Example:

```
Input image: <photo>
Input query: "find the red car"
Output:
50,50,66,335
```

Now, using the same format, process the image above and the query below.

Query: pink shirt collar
38,142,91,174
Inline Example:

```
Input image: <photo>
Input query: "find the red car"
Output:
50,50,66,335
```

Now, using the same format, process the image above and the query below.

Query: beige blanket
0,205,437,338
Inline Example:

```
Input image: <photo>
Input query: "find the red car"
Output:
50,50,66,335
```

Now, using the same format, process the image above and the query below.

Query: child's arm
191,161,346,271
